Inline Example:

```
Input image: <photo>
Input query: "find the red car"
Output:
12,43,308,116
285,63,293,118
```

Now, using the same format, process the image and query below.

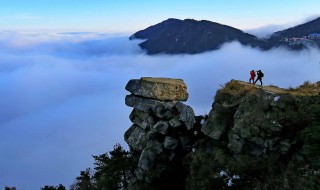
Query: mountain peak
130,17,320,54
130,18,258,54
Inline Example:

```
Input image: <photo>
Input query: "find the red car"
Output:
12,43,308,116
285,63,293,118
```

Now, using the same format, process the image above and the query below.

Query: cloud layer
0,32,319,189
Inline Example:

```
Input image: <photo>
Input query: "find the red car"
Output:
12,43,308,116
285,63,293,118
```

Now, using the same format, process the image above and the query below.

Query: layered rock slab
125,77,188,101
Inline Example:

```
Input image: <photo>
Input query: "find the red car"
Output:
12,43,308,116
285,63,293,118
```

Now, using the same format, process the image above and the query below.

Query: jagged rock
201,108,226,140
164,136,178,149
138,149,157,171
124,125,147,151
129,109,155,130
125,94,176,114
135,168,144,181
152,121,169,135
154,104,175,119
146,139,164,155
137,140,164,177
125,77,188,101
125,79,320,190
228,133,244,154
169,115,183,128
147,131,158,140
133,140,165,184
175,102,195,130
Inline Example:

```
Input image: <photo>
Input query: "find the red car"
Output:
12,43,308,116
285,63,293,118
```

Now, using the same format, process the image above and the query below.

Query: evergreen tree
92,143,137,190
41,184,66,190
70,168,95,190
4,187,16,190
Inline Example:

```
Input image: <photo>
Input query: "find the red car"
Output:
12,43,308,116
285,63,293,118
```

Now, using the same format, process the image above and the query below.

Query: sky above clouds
1,0,320,189
0,0,319,32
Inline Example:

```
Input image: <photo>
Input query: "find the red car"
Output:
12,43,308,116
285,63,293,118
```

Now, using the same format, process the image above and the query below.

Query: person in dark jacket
254,70,264,85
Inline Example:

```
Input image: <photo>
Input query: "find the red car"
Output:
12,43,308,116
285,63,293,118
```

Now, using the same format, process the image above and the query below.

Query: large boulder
152,121,169,135
201,105,227,140
175,102,195,130
124,125,147,151
129,109,155,130
164,136,178,149
125,77,188,101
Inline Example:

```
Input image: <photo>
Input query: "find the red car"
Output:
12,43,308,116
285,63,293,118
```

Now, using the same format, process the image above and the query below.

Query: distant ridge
130,18,261,54
130,17,320,54
271,17,320,39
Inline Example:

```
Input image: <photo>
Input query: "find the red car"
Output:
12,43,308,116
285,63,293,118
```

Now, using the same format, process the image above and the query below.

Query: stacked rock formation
124,77,195,189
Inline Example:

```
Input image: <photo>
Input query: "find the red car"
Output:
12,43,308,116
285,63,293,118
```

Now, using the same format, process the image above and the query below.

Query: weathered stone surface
138,149,157,171
135,168,144,181
201,109,226,140
125,80,195,188
154,104,175,119
124,125,147,151
125,77,189,101
228,134,244,154
125,95,176,113
164,136,178,149
146,140,164,155
136,140,164,181
138,151,150,172
169,115,183,128
152,121,169,135
175,102,195,130
129,109,154,130
147,131,158,141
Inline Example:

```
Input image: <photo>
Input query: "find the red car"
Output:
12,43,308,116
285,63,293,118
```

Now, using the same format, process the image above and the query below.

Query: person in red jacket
249,70,256,83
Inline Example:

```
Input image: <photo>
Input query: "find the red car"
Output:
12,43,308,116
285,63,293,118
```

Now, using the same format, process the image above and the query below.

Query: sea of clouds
0,31,319,189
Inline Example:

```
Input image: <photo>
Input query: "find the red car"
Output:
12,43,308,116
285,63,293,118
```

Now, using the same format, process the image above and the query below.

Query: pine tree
41,184,66,190
92,143,137,190
70,168,95,190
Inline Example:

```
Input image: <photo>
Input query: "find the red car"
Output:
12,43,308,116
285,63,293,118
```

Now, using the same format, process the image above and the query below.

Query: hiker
249,70,256,83
254,70,264,85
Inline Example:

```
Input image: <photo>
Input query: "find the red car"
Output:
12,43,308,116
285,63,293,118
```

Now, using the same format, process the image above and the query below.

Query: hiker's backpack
261,72,264,77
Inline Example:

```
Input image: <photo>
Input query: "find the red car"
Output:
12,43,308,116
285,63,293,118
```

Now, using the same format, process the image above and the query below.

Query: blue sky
0,0,319,32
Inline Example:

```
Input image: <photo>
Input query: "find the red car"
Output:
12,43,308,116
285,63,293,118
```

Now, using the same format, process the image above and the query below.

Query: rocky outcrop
124,78,320,189
201,80,318,157
188,80,320,189
124,77,195,189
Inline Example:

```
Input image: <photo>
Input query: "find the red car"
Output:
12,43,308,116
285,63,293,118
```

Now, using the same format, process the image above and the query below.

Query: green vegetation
69,143,137,190
41,184,66,190
3,187,16,190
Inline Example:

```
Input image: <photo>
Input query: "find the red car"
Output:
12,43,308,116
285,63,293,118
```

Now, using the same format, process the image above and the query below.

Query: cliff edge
125,79,320,189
